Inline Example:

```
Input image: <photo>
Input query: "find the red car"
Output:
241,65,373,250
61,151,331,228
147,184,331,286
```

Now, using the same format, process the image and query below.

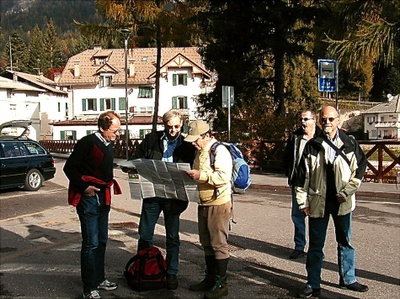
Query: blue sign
318,59,338,92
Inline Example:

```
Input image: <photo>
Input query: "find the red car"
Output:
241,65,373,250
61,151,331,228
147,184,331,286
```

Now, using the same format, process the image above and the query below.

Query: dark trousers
77,192,110,293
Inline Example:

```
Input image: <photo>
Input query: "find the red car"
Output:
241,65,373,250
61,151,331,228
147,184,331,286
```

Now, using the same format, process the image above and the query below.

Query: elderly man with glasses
284,110,322,260
131,109,195,290
295,106,368,298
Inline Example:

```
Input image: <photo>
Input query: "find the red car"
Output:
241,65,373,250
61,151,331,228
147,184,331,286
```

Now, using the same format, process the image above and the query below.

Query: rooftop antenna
9,36,13,71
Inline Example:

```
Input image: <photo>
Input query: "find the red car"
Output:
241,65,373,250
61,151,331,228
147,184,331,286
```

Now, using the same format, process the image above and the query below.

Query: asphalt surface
0,158,399,299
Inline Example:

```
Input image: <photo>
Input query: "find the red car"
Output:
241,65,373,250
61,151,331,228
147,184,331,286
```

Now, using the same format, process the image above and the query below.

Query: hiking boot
204,275,228,299
339,281,369,292
166,274,178,290
289,249,306,259
189,276,216,292
83,290,101,299
297,284,321,298
98,279,117,291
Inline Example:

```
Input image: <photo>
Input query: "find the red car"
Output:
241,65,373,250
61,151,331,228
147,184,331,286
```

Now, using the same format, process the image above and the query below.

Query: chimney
94,44,102,50
129,60,135,77
13,72,17,81
74,61,80,78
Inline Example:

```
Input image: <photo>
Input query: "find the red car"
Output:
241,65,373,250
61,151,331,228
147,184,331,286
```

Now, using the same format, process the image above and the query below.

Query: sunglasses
300,117,314,122
166,124,181,130
108,128,121,134
321,117,338,123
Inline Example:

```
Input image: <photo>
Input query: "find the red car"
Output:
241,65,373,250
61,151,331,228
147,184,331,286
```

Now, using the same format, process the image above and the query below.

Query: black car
0,120,56,191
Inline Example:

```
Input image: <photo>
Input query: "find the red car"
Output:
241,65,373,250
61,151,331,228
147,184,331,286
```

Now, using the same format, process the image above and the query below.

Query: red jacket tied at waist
68,175,122,207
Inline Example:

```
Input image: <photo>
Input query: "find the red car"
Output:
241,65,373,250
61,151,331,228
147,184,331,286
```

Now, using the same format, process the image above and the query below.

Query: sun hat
184,120,210,142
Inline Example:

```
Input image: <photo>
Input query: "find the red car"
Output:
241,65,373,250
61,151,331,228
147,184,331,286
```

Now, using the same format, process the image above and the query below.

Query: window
82,98,97,111
100,98,116,111
172,74,188,86
61,130,76,140
138,87,153,98
9,104,16,118
99,75,112,87
172,96,188,109
139,129,152,139
58,102,61,112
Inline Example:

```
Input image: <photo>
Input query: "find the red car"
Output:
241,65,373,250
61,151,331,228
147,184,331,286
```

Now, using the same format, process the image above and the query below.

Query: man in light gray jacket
296,106,368,298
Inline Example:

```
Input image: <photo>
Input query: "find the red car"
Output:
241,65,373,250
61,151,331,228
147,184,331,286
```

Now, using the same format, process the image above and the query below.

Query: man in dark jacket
64,111,122,299
283,110,322,260
132,109,195,290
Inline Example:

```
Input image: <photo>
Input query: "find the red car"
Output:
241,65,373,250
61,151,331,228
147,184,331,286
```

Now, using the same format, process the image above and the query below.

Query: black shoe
297,285,321,298
289,249,306,259
339,281,369,292
166,274,178,290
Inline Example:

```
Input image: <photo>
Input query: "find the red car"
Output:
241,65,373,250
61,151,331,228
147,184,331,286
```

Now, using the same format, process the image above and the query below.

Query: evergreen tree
5,31,29,72
42,19,66,73
27,25,44,75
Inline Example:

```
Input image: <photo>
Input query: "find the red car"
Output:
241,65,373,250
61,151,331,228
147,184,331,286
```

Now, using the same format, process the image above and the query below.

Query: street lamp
119,28,131,160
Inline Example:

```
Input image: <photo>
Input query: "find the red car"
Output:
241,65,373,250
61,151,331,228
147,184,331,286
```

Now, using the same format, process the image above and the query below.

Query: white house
0,72,68,141
363,94,400,139
55,46,215,140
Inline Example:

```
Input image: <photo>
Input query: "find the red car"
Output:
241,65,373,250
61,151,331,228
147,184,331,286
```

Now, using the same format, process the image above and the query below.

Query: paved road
0,159,399,298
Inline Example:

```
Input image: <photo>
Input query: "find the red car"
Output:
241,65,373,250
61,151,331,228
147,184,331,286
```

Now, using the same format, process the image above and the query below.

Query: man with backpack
185,120,232,299
295,106,368,298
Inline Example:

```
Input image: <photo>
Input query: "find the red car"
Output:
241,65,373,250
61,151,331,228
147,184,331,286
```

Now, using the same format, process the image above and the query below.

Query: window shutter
82,99,86,111
173,74,177,86
60,131,65,140
172,97,177,108
139,129,145,139
111,98,116,110
183,74,187,85
93,99,97,111
72,131,77,139
100,98,105,111
184,96,188,108
86,130,91,135
119,97,126,110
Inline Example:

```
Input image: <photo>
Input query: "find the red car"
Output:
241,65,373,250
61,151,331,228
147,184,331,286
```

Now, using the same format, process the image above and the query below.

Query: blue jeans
138,198,181,275
306,202,356,289
77,192,110,293
291,187,306,251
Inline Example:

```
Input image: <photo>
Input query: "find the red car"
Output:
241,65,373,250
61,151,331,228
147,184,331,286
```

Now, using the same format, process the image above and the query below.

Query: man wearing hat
185,120,232,299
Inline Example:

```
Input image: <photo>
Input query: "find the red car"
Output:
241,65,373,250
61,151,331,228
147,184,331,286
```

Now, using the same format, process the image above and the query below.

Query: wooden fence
40,139,400,184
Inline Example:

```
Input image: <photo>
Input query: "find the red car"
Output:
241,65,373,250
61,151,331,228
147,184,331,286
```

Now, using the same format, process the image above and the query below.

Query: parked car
0,120,56,191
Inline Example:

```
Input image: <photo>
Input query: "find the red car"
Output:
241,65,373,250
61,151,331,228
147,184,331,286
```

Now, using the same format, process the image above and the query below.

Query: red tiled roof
58,47,208,86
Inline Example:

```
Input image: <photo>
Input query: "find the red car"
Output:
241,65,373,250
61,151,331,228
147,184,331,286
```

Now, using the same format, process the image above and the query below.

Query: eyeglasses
108,128,121,134
166,124,181,130
300,117,314,122
321,117,338,123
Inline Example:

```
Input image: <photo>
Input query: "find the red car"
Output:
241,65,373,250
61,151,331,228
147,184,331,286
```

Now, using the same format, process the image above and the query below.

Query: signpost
222,85,234,141
318,59,339,109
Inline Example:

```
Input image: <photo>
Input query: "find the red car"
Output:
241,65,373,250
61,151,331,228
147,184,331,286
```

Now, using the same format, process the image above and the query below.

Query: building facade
55,46,215,140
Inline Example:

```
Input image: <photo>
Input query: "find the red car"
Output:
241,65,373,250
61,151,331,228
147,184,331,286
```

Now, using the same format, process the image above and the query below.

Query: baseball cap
184,120,210,142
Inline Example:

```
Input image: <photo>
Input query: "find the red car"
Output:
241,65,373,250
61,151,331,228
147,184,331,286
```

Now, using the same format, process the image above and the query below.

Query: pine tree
42,19,66,73
6,31,29,72
28,25,44,75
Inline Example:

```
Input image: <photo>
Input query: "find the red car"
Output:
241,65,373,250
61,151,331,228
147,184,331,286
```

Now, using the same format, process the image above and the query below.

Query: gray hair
162,109,182,123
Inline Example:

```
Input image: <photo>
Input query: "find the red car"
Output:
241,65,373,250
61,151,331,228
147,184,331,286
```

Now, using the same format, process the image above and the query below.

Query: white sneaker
83,290,101,299
98,279,118,291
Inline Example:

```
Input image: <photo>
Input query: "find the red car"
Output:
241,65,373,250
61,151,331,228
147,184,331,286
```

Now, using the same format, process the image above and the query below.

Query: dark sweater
63,133,115,193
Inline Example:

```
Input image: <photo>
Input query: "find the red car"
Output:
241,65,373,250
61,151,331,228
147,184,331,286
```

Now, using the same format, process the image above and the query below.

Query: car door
0,141,27,188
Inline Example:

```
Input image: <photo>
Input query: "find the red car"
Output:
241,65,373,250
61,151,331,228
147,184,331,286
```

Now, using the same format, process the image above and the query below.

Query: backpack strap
209,142,221,170
323,137,351,167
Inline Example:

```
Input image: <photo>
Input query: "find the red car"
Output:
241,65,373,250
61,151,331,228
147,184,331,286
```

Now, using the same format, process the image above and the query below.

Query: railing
40,139,400,184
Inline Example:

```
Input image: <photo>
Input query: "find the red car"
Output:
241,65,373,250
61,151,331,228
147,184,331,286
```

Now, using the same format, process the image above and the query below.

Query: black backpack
124,246,167,291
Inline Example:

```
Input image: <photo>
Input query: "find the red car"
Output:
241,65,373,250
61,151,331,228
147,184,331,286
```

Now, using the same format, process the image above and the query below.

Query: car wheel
24,169,43,191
